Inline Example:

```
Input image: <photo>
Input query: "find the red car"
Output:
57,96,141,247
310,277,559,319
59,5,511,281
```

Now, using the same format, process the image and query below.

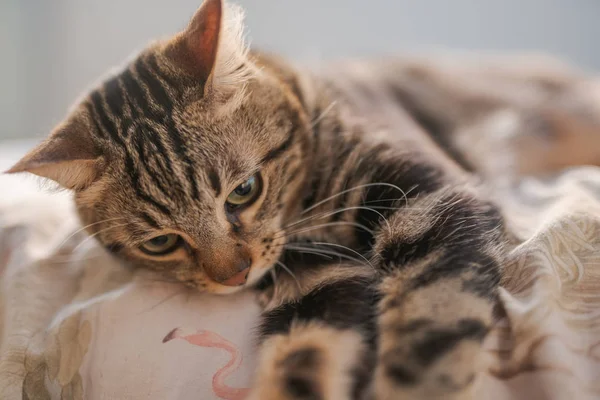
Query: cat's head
8,0,312,293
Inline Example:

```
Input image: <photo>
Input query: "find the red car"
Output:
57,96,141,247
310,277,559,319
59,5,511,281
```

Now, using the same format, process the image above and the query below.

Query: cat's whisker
141,289,187,314
57,217,127,251
282,204,427,240
364,205,427,211
284,201,406,235
135,274,184,286
284,244,371,269
275,221,374,240
44,252,108,265
281,246,334,260
361,186,419,205
275,260,301,291
300,182,410,216
311,241,374,269
299,205,391,232
310,101,338,129
292,205,427,232
69,223,131,254
270,268,279,286
284,208,349,230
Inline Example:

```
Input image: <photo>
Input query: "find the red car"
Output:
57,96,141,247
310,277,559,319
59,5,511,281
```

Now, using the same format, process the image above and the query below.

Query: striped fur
9,0,600,398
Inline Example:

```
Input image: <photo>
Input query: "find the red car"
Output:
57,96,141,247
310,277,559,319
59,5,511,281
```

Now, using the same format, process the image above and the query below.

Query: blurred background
1,0,599,142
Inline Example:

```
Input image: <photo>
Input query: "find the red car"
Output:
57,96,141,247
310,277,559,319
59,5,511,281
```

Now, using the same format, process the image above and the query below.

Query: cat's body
251,54,506,399
9,1,600,399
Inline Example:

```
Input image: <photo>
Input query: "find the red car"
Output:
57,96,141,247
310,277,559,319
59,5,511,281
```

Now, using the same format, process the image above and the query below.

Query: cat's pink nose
223,268,250,286
222,268,250,286
221,259,251,286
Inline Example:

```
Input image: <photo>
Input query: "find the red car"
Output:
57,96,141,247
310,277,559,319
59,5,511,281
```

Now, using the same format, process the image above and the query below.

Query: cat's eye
226,174,261,209
140,234,181,255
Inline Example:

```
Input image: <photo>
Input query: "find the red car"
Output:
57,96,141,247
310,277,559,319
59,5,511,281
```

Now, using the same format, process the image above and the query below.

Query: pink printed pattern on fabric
163,328,251,400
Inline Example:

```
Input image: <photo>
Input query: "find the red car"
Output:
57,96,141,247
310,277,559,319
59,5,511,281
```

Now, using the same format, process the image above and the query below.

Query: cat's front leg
248,324,366,400
371,188,505,400
248,264,378,400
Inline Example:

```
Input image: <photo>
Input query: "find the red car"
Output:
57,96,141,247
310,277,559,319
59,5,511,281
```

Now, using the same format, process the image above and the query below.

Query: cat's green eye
226,174,261,209
140,234,181,255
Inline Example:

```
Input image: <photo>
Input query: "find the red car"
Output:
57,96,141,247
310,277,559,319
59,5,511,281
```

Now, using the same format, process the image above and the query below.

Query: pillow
0,170,259,400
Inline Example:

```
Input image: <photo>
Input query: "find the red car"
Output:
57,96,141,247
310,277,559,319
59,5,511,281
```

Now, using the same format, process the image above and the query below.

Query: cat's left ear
6,117,104,190
167,0,223,91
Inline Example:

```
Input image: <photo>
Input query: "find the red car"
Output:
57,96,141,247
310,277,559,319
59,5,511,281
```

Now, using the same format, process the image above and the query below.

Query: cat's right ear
5,118,104,190
166,0,223,93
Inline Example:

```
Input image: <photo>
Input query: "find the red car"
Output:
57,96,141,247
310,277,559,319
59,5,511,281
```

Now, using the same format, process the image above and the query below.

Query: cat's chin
204,284,247,295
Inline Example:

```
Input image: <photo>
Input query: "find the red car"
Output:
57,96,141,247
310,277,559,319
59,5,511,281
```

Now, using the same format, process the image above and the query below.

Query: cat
8,0,600,398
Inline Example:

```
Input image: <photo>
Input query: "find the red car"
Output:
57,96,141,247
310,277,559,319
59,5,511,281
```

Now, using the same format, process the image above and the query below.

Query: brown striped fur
8,0,600,398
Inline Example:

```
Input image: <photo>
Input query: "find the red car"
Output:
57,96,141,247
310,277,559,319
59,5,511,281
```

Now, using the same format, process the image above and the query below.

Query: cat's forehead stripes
207,167,222,197
83,53,215,217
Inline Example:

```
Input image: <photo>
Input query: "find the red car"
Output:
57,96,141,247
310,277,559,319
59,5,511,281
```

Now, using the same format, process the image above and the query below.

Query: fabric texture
1,164,599,399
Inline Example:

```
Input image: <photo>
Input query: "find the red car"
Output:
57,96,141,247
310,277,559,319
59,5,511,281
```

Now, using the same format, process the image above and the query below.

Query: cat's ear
6,118,104,190
167,0,223,90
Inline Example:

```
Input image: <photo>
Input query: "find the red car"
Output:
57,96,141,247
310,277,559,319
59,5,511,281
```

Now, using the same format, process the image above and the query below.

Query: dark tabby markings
300,105,324,212
122,62,179,188
287,166,302,185
135,57,174,114
403,244,500,295
278,348,323,400
89,92,124,146
125,147,172,216
88,51,207,208
384,319,488,387
406,250,474,292
301,172,322,215
140,211,161,229
133,136,173,198
354,157,444,247
412,319,488,368
351,351,376,400
207,168,222,196
145,53,179,93
285,376,321,400
329,138,361,223
386,364,419,385
104,242,124,254
103,76,126,117
393,319,434,335
380,236,435,270
85,102,107,140
259,278,379,341
378,194,503,291
280,348,320,370
376,201,501,390
461,260,501,300
390,84,476,172
121,68,152,113
261,128,296,164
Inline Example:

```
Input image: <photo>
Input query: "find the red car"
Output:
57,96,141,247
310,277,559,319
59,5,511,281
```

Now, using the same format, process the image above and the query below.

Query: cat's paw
373,362,477,400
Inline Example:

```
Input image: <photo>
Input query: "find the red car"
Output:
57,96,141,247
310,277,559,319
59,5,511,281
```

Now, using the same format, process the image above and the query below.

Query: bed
1,90,600,400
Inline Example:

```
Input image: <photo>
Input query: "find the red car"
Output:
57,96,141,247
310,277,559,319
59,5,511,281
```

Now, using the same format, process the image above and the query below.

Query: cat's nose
221,258,251,286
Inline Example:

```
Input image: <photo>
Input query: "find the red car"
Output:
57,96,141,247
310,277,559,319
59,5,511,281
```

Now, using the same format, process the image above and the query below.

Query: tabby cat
9,0,600,399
